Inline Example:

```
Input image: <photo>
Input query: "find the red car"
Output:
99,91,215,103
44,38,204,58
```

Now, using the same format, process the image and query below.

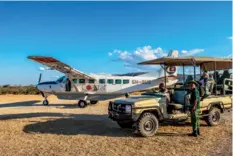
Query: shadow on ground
0,112,207,137
23,116,191,137
20,113,135,137
0,100,41,108
0,100,91,109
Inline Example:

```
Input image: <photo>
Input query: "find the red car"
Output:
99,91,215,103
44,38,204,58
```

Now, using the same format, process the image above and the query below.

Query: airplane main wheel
90,100,98,105
43,99,49,106
78,100,87,108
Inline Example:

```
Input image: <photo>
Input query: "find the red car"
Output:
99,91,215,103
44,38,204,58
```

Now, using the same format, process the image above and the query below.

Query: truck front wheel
136,112,159,137
205,108,221,126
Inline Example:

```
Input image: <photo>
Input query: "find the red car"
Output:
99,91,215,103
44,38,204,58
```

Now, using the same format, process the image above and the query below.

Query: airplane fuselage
37,74,178,95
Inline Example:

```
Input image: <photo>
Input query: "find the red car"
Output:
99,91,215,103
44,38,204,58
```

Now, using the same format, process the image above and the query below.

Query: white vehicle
28,50,179,108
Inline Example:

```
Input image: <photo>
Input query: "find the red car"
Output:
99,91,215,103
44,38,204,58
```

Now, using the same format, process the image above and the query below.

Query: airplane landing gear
41,92,49,106
43,99,49,106
78,100,87,108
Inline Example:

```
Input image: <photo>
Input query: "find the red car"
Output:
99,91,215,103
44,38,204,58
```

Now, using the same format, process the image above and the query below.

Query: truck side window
99,79,105,84
123,79,129,84
79,79,85,84
89,79,95,84
115,79,122,84
107,79,113,84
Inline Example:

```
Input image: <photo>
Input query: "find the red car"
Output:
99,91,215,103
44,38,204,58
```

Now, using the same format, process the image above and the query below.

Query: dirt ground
0,95,232,156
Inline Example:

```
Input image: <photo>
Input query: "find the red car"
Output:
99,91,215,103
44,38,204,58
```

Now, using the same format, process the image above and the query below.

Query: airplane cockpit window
107,79,113,84
115,79,122,84
79,79,85,84
99,79,106,84
89,79,95,84
56,76,66,83
123,80,129,84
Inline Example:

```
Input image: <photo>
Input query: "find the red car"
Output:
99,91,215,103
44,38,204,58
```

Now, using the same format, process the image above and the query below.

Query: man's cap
188,80,199,87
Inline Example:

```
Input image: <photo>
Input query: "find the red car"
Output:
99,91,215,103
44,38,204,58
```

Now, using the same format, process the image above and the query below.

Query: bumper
108,110,133,121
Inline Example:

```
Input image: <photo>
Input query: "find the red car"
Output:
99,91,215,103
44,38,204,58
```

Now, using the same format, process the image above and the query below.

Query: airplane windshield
56,76,66,83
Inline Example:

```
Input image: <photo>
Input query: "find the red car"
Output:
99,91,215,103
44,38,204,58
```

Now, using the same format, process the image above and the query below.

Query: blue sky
0,1,232,85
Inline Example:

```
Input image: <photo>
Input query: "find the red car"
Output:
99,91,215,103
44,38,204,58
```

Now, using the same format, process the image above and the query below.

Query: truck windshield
56,76,66,83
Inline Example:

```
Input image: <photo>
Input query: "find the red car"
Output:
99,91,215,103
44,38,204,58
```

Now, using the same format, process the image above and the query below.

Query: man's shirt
190,88,200,109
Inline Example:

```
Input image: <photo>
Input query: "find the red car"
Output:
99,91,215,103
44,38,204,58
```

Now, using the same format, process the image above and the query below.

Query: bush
0,85,40,95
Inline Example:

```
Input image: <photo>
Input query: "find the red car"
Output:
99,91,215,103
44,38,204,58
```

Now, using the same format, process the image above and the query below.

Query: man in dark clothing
159,83,170,102
65,78,71,92
188,80,201,137
159,83,168,93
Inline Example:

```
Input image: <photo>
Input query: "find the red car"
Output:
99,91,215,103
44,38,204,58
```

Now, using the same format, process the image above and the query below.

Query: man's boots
197,128,200,136
189,130,198,137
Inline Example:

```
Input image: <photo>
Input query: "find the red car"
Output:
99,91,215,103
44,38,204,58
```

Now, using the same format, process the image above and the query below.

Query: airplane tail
164,50,179,77
137,50,179,78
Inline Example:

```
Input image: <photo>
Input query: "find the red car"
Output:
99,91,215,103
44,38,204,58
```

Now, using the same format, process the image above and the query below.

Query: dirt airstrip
0,95,232,156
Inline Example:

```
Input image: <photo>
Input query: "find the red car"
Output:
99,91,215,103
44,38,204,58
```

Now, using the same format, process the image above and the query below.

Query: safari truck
108,57,232,137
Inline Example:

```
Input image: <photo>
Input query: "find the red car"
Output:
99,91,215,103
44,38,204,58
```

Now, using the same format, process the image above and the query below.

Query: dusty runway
0,95,232,156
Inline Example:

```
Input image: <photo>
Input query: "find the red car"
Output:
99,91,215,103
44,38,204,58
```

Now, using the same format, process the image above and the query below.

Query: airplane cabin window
89,79,95,84
79,79,85,84
107,79,113,84
115,79,122,84
99,79,106,84
73,79,77,84
123,79,129,84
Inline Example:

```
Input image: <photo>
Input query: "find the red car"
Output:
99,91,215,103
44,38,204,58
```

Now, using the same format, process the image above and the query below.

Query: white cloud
108,46,205,71
39,67,46,71
222,53,232,58
108,52,113,56
181,49,204,56
227,54,232,58
227,36,233,40
108,46,168,71
39,66,50,71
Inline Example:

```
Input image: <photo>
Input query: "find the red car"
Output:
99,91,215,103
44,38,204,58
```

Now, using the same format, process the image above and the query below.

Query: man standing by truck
188,80,201,137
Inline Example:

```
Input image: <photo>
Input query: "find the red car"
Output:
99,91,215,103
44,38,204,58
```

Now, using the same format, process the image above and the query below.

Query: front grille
112,103,125,113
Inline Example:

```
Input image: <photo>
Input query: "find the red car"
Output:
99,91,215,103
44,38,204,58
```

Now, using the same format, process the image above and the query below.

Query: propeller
37,73,45,98
38,73,42,84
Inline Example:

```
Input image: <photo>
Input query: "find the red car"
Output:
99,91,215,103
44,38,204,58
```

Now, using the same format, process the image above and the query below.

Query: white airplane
28,50,179,108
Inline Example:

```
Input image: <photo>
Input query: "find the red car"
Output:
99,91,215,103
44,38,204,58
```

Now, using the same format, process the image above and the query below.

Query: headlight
125,105,131,113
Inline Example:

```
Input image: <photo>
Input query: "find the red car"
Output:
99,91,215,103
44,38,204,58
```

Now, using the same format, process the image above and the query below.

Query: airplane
28,50,179,108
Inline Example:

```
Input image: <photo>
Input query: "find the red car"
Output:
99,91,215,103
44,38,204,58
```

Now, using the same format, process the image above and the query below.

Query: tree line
0,85,40,95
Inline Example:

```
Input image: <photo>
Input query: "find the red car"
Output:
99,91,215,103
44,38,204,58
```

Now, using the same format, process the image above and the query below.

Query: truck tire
117,121,133,128
90,100,98,105
136,112,159,137
205,108,221,126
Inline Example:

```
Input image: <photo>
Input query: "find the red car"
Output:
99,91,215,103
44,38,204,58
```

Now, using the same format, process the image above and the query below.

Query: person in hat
188,80,201,137
159,82,170,103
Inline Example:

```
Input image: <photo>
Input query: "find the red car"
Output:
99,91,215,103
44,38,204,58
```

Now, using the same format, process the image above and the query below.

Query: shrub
0,85,40,95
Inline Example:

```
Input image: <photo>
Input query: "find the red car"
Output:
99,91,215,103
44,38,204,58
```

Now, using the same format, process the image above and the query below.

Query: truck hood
114,95,160,105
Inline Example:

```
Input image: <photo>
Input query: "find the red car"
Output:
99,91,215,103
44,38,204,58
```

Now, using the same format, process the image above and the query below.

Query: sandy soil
0,95,232,156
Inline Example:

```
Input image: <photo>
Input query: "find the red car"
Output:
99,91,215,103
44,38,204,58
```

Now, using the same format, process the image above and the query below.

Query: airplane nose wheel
43,99,49,106
78,100,87,108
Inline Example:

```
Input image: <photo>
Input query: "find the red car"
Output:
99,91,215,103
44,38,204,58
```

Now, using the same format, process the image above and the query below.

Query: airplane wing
28,56,95,79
